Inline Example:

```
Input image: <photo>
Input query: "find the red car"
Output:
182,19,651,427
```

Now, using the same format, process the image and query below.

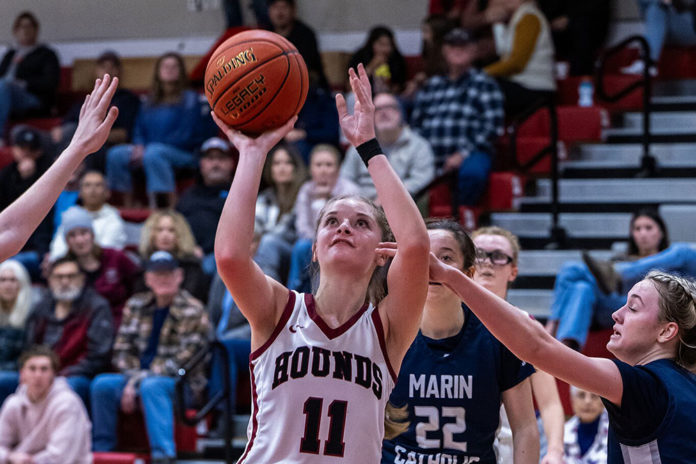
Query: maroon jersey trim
371,308,398,383
304,293,369,340
237,359,260,463
250,290,296,361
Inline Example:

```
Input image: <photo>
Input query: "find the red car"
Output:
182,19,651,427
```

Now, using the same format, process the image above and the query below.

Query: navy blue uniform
602,359,696,463
382,305,535,464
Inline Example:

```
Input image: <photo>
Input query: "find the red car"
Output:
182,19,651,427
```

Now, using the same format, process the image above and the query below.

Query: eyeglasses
475,248,514,266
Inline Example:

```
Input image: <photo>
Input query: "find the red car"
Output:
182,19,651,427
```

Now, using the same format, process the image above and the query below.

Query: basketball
204,30,309,135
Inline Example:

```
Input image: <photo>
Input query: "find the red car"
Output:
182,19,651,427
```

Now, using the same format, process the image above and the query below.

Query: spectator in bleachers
253,142,307,283
538,0,611,76
0,11,60,143
484,0,556,118
545,209,670,351
51,51,141,174
472,226,565,464
106,52,216,208
563,385,608,463
287,145,359,293
403,14,454,100
342,92,435,200
52,161,85,236
0,345,91,464
0,260,33,372
267,0,328,89
284,74,340,163
176,137,236,276
0,256,114,407
623,0,696,75
223,0,270,28
60,207,140,329
91,251,209,464
49,172,127,261
411,27,504,206
136,210,210,303
0,126,54,280
348,26,408,95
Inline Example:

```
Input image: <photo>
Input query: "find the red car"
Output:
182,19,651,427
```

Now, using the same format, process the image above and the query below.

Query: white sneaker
621,60,658,77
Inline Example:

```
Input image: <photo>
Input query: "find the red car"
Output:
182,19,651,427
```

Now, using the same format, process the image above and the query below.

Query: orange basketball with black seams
204,29,309,135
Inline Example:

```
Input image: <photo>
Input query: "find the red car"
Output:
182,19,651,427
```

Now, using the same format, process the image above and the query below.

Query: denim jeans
0,79,41,137
91,373,177,459
253,232,294,283
0,372,91,409
638,0,696,61
208,337,251,414
287,238,314,293
456,150,492,206
549,262,625,347
618,243,696,289
106,143,198,194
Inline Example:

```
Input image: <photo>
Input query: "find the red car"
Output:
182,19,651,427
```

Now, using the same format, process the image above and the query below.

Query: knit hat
61,207,94,239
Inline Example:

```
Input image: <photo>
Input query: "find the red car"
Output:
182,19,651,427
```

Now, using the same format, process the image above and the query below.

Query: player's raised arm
337,64,430,367
213,114,297,337
427,253,624,405
0,75,119,262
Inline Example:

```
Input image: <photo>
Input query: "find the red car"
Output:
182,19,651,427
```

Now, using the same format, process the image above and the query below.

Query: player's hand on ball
212,111,297,158
69,74,119,156
337,63,377,147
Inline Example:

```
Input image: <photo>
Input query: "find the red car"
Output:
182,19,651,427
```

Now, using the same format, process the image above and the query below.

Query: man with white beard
0,256,113,407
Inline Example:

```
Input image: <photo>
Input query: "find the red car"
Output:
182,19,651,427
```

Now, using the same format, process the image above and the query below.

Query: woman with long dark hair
546,209,670,350
348,25,408,94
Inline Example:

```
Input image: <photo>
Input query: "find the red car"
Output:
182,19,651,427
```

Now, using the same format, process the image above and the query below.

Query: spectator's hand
541,449,565,464
130,145,145,166
211,111,297,159
366,54,387,75
50,126,63,144
16,156,37,179
68,75,119,157
444,152,467,172
121,381,137,414
284,128,307,143
193,245,204,259
550,15,569,31
337,64,376,147
8,452,32,464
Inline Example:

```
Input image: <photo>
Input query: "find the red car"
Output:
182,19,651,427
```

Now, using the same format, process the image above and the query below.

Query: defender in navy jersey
380,220,539,464
213,65,430,463
413,245,696,463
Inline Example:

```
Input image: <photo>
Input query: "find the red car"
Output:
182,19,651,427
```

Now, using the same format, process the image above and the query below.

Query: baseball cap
61,206,94,239
201,137,231,156
11,126,42,151
443,28,475,46
145,251,179,272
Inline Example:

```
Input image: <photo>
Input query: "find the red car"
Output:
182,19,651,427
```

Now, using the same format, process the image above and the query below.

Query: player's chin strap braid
357,138,383,167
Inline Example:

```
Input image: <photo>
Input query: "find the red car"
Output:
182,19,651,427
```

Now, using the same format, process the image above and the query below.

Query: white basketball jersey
238,290,397,463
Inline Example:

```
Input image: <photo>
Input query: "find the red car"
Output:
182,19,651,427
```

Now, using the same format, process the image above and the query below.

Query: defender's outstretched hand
376,242,453,286
69,74,120,155
336,63,376,147
212,112,297,158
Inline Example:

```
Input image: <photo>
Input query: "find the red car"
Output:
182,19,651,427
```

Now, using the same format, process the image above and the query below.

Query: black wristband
356,138,383,167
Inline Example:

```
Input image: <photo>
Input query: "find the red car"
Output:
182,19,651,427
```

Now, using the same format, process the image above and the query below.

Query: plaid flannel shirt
411,69,505,169
112,289,209,393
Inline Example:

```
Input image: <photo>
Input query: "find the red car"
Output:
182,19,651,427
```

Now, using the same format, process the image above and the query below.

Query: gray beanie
61,206,94,239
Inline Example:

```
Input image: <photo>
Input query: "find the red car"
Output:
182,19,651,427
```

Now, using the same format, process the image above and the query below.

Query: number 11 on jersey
300,397,348,457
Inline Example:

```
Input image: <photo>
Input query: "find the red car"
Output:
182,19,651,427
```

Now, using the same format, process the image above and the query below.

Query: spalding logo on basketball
204,29,309,135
